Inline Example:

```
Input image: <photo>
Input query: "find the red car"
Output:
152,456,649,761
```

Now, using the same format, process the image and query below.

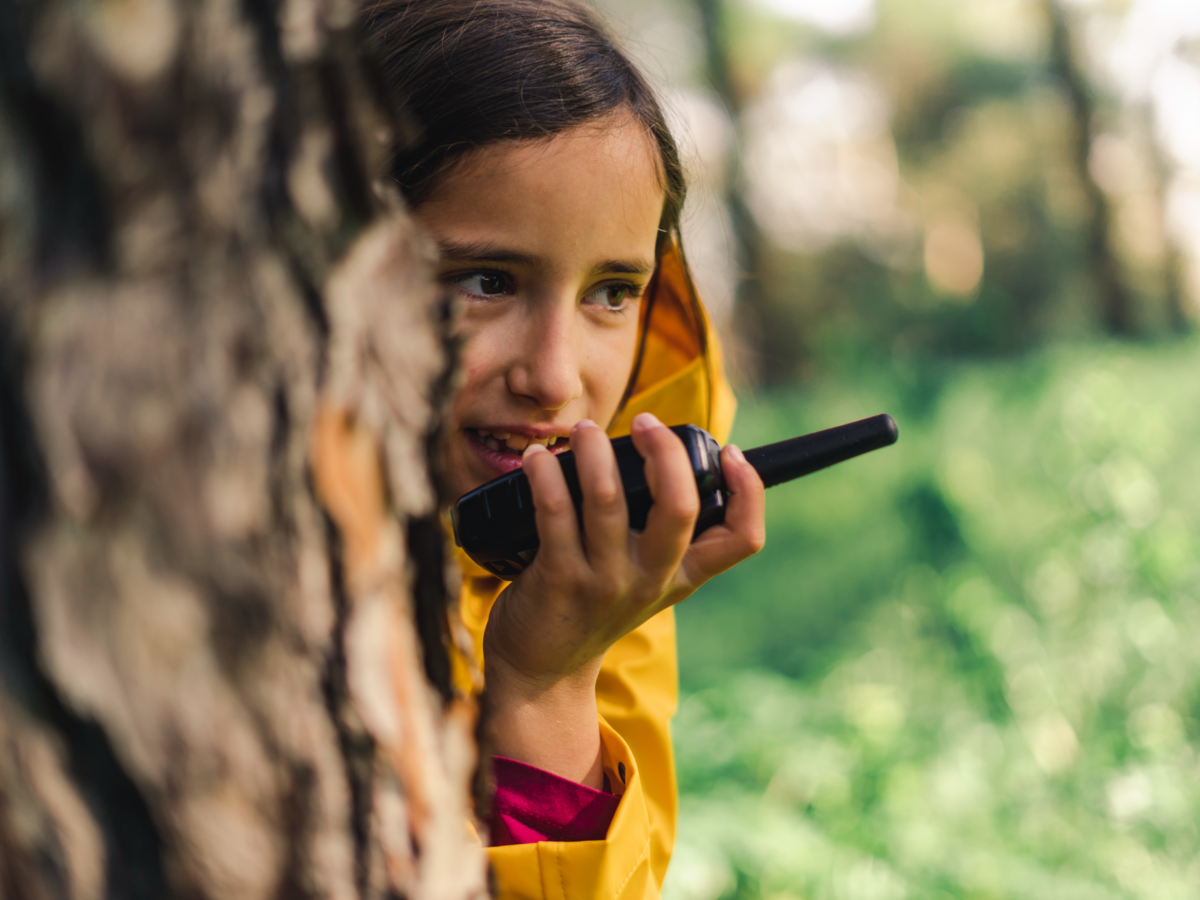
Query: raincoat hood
610,243,736,442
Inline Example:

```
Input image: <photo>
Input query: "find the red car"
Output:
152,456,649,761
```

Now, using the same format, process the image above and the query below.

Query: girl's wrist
484,653,605,789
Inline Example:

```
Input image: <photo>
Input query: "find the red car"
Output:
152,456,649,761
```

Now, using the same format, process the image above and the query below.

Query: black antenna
743,414,898,489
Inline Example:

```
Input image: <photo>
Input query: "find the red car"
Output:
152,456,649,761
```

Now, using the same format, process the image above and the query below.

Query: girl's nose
505,301,583,411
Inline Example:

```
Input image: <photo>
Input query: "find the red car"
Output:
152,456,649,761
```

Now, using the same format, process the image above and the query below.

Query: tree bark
0,0,488,897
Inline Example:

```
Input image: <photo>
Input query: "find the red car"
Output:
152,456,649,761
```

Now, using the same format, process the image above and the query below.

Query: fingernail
523,443,548,458
632,412,662,432
726,444,746,464
572,419,598,433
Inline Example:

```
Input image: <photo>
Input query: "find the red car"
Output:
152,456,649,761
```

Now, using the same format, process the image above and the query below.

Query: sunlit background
592,0,1200,897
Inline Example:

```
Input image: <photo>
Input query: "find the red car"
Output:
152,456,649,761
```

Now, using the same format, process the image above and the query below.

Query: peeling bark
0,0,487,897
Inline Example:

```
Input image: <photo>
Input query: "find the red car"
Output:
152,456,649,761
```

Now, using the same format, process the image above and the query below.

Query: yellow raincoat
452,246,736,899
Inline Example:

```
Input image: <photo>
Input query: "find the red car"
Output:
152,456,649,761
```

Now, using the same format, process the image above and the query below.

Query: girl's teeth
473,429,567,453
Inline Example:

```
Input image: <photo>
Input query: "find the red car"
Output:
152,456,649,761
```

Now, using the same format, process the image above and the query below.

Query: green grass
667,340,1200,900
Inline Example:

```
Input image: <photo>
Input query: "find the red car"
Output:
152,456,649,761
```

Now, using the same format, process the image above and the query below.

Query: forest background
2,0,1197,896
584,0,1200,898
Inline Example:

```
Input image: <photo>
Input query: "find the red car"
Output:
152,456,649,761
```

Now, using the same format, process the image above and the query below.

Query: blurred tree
1044,0,1135,336
1142,109,1192,334
693,0,780,382
0,0,486,897
677,0,1200,383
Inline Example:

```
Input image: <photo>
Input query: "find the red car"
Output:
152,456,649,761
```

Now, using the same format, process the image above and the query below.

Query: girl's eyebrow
437,240,654,278
591,259,655,277
437,240,538,267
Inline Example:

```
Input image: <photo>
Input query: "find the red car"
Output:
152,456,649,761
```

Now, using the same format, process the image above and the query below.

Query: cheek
455,319,507,387
445,330,501,430
580,322,640,418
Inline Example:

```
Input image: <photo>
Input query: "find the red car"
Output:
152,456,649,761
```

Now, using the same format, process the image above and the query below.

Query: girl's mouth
467,428,570,454
465,428,572,477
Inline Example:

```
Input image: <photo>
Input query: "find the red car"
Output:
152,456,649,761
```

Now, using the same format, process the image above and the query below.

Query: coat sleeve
486,606,678,900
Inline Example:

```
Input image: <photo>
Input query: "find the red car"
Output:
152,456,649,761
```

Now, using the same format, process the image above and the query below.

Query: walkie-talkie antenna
744,414,898,488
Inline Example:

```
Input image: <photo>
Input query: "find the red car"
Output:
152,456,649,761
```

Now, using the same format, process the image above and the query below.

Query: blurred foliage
666,341,1200,900
716,0,1188,383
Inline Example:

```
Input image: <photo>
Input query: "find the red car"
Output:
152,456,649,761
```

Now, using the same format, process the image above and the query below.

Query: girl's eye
448,272,514,298
583,283,641,312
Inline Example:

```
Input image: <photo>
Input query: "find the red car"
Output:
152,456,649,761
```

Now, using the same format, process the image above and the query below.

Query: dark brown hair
361,0,687,251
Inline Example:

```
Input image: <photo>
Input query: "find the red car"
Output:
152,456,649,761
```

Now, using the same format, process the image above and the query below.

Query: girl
364,1,766,895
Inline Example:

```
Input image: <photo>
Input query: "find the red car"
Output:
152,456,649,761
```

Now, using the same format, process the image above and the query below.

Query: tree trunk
1044,0,1137,336
693,0,777,384
0,0,488,897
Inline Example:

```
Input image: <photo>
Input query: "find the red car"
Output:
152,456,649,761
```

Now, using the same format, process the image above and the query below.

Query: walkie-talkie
451,413,899,578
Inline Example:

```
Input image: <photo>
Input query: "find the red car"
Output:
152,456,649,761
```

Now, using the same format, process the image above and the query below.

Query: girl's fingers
522,443,583,570
571,420,630,572
683,443,766,581
630,413,699,578
715,444,766,554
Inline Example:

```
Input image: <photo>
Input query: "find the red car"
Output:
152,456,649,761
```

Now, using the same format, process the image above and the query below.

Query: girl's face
414,114,665,503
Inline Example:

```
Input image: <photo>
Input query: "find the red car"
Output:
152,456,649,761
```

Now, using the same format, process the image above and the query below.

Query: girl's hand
482,412,765,787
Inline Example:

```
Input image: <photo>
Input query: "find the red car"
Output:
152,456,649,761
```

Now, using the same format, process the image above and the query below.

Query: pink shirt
490,756,621,845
